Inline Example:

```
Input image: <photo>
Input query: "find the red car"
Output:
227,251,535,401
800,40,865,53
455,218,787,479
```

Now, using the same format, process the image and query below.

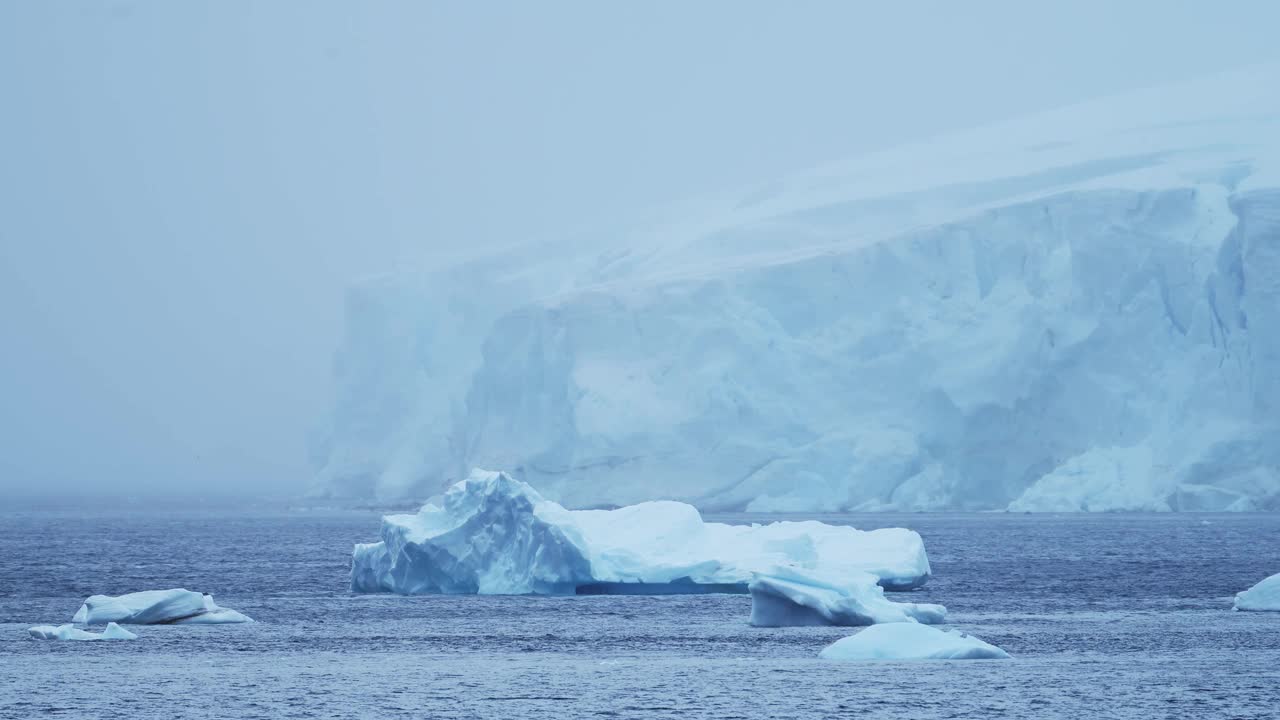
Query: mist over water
2,1,1280,503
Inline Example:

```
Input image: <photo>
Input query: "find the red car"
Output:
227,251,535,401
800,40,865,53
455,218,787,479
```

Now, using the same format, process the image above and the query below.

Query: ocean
2,510,1278,719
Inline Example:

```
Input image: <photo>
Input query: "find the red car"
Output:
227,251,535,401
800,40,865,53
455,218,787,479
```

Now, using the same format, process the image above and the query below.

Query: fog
1,1,1276,503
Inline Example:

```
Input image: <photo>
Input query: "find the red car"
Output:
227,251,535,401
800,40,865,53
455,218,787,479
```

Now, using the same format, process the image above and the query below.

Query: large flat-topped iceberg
748,568,945,627
1234,573,1280,611
819,624,1010,661
73,590,253,625
351,470,931,595
314,63,1280,513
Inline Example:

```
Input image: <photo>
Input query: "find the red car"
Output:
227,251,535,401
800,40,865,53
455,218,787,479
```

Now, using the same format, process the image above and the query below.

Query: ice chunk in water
74,589,252,624
1235,572,1280,611
28,622,137,641
819,623,1009,661
748,567,945,627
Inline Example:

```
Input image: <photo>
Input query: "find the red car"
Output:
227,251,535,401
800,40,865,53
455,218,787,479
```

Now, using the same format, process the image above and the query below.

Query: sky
1,0,1277,503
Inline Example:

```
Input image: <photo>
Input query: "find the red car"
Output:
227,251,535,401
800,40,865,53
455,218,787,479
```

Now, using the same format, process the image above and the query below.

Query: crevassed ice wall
314,183,1280,511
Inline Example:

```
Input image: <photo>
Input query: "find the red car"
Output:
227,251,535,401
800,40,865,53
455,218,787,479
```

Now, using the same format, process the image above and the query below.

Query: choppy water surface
1,511,1278,719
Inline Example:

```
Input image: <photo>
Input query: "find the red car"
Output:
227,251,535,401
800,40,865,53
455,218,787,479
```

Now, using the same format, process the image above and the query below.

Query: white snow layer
1234,572,1280,611
73,590,253,625
351,469,931,595
28,622,137,641
314,63,1280,512
819,624,1010,661
748,567,945,627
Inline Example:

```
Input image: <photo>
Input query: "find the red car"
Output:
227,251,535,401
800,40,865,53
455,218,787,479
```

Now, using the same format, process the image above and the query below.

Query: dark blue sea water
2,511,1278,719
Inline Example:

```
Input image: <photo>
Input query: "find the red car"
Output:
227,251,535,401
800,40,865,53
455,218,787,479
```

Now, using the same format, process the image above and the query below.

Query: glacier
314,63,1280,512
73,590,252,625
28,622,137,641
1234,572,1280,611
748,567,946,627
818,624,1010,661
351,469,931,595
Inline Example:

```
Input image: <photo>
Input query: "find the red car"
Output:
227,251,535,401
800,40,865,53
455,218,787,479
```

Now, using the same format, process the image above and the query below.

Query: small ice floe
176,594,255,624
819,623,1010,661
748,566,945,627
1234,573,1280,612
29,622,137,641
73,589,253,625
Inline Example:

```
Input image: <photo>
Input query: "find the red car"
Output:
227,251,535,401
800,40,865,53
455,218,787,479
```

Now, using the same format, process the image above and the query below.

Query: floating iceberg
819,624,1010,661
1234,573,1280,611
28,622,137,641
313,63,1280,513
351,470,931,595
74,589,204,624
748,567,945,627
73,590,252,625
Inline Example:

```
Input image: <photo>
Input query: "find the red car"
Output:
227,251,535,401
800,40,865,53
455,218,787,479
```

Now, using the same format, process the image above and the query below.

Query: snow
818,623,1010,661
74,590,252,625
748,567,946,627
314,63,1280,512
351,469,931,595
1234,573,1280,611
28,622,137,641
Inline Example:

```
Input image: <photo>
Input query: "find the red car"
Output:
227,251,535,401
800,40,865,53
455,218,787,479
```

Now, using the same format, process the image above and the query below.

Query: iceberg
351,469,931,595
28,622,137,641
819,623,1010,661
748,568,945,627
313,63,1280,513
73,590,252,625
1234,572,1280,611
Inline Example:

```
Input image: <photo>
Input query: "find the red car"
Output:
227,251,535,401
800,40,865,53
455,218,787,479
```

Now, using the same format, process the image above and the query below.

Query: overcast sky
1,0,1277,502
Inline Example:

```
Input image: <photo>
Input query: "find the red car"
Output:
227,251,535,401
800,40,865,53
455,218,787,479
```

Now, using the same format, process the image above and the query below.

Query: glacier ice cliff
314,64,1280,512
350,470,931,595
